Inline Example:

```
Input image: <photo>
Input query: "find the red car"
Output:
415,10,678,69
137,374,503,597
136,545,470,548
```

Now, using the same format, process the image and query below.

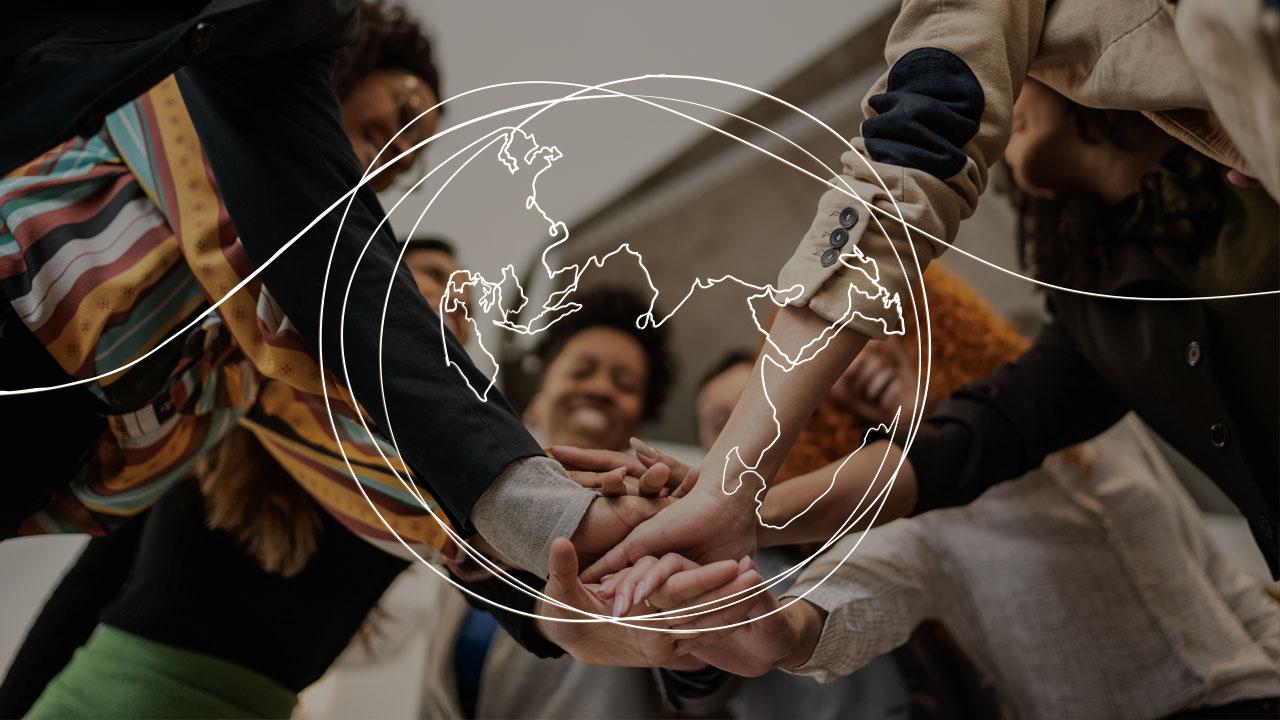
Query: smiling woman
335,0,444,191
524,288,676,451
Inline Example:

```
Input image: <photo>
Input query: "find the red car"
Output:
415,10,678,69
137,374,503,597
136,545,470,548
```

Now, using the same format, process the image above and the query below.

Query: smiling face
525,326,650,451
340,69,439,192
829,338,920,429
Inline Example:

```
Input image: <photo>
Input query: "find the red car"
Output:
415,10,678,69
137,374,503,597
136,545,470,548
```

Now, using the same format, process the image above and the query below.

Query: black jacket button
1185,340,1201,367
1209,422,1230,448
839,207,859,228
829,227,849,248
190,21,215,55
820,247,840,267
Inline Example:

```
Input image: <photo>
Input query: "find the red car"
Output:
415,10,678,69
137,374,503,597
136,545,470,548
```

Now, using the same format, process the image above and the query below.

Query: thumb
547,537,580,589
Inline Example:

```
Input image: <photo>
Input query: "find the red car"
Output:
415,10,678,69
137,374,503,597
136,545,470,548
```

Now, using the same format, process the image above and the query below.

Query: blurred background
1,2,1268,717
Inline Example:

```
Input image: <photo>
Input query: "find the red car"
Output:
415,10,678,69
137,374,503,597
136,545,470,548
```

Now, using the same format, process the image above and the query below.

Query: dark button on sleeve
189,21,215,55
1209,422,1230,448
839,207,859,229
828,227,849,248
820,247,841,267
1185,340,1202,367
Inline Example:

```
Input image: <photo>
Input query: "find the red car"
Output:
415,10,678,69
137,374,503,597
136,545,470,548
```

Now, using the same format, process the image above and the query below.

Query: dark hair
334,1,442,107
697,349,754,393
404,236,455,257
1010,101,1221,288
1010,105,1147,288
534,288,676,421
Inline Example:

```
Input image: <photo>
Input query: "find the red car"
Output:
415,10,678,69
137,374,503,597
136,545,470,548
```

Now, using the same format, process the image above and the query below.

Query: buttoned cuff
779,580,860,683
776,177,916,341
471,455,595,578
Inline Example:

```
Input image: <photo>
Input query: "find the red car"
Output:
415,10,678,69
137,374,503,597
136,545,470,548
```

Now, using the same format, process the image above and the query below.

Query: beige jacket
787,417,1280,719
780,0,1280,338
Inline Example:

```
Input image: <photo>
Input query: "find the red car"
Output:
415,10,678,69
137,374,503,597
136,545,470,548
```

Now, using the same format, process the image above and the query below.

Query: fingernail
633,581,648,606
612,595,628,617
629,437,657,459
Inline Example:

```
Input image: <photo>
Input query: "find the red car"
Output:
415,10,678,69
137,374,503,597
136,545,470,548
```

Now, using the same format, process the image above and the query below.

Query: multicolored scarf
1,76,455,561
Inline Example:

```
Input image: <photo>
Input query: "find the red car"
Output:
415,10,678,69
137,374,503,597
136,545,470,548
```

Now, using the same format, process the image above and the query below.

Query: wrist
778,600,826,670
533,599,565,646
690,452,763,510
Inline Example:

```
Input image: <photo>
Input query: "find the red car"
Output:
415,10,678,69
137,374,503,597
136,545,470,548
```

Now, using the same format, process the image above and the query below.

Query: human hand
579,465,759,582
548,440,688,498
535,539,764,668
596,552,826,676
569,494,672,568
691,594,827,677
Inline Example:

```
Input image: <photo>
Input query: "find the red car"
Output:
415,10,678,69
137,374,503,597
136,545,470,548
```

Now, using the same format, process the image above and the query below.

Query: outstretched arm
581,305,868,581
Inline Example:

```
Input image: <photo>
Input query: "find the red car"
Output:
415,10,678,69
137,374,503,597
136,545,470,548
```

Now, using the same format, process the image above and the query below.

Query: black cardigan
906,242,1278,576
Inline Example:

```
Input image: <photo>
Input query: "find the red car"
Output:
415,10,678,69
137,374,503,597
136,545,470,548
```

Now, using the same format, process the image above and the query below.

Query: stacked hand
534,538,765,669
589,549,827,676
539,438,825,675
552,439,694,499
550,439,759,583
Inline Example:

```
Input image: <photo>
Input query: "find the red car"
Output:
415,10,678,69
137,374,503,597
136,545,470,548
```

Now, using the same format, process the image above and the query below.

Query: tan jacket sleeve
778,0,1046,339
783,525,941,683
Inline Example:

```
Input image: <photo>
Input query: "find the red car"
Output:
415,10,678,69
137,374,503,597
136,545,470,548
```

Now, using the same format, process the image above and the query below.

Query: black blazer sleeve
906,314,1130,513
174,42,544,531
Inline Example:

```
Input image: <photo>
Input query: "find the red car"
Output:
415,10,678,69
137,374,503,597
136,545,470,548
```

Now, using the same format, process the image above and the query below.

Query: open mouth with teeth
565,401,613,437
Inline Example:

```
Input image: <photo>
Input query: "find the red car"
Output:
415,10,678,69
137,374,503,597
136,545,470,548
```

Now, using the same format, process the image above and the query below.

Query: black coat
908,243,1279,576
0,0,560,677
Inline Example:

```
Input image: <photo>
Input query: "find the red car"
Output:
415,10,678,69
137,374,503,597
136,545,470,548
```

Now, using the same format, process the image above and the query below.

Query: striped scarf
1,76,454,562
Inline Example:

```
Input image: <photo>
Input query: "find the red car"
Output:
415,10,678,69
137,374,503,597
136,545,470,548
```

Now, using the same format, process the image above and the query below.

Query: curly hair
534,287,676,421
333,1,442,104
776,265,1029,482
1009,93,1222,288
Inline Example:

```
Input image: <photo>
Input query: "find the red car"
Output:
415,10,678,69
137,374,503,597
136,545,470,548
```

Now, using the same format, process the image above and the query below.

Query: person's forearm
757,441,917,548
700,306,869,500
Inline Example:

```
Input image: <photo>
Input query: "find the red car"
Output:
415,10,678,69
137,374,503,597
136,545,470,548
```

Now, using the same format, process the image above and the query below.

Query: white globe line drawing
1,80,1271,399
324,76,927,631
1,75,1271,634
